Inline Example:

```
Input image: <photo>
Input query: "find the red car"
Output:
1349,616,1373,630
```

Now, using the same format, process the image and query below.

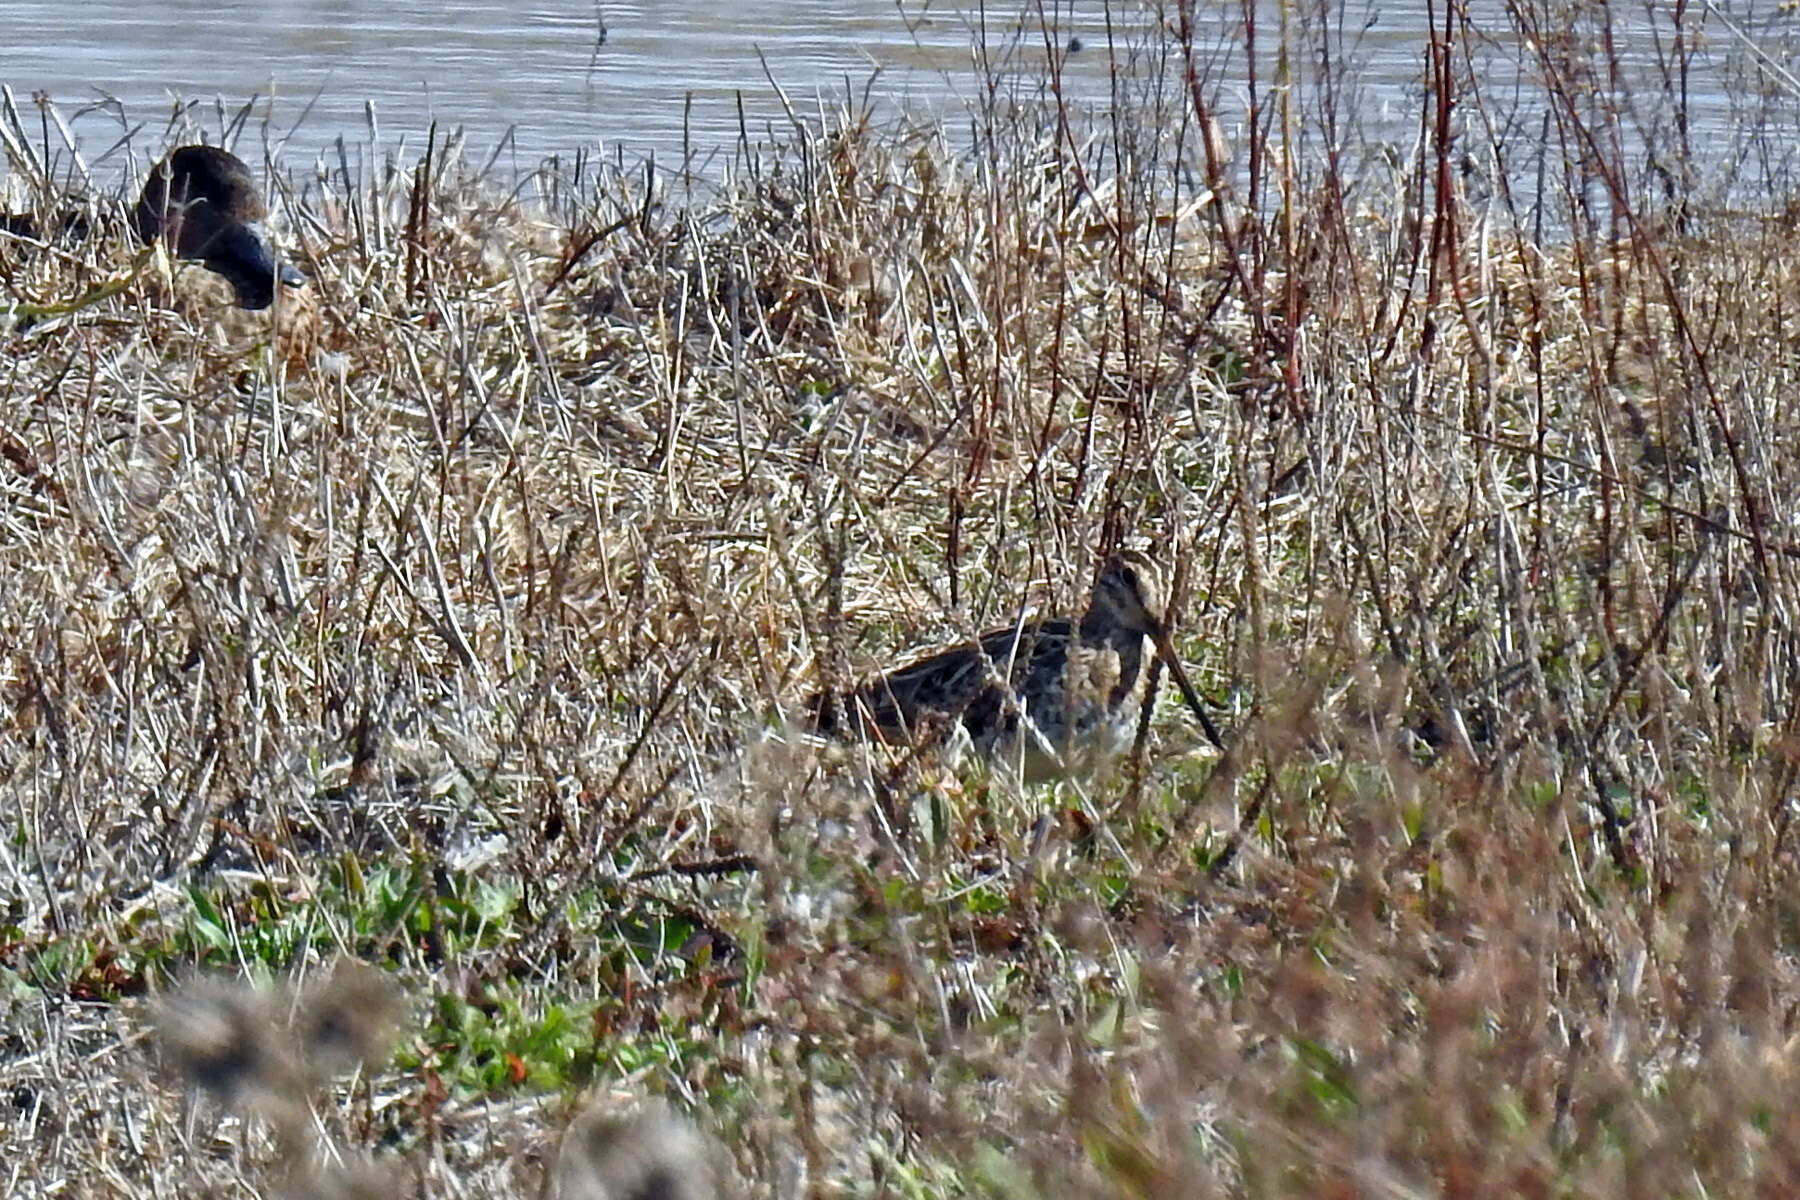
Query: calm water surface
2,2,1794,193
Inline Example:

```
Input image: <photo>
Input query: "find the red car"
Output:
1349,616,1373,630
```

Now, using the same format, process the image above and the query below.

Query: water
3,0,1051,183
2,1,1796,197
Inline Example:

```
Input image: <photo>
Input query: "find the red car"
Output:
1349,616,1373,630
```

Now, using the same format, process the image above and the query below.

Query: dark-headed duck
132,145,305,311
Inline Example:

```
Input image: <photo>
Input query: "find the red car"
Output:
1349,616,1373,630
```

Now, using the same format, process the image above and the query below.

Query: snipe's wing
811,618,1074,746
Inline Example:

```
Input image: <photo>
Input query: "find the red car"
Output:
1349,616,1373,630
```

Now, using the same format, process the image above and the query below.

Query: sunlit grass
7,1,1800,1194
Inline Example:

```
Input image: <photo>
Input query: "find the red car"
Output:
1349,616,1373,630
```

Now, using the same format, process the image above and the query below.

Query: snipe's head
1086,550,1169,637
1088,548,1226,751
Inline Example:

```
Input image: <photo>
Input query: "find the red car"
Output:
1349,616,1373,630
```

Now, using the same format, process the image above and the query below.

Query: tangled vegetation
6,2,1800,1195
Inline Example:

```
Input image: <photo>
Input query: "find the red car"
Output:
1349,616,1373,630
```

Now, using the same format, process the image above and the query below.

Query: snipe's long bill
810,551,1223,782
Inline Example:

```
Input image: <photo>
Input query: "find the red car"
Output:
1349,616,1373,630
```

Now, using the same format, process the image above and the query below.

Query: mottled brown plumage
812,551,1222,781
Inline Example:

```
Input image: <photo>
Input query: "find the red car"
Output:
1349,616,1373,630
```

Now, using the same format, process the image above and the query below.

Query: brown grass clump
548,1101,719,1200
8,2,1800,1195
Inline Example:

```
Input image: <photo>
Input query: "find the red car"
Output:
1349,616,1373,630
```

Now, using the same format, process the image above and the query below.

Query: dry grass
6,2,1800,1196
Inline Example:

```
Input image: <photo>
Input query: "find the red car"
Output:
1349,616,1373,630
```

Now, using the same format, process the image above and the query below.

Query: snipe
810,550,1222,782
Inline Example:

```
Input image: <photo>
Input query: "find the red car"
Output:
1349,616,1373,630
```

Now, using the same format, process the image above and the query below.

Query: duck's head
132,145,305,311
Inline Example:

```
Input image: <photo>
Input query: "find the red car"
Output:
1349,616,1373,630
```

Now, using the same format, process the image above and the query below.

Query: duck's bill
1148,624,1225,750
199,221,305,310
